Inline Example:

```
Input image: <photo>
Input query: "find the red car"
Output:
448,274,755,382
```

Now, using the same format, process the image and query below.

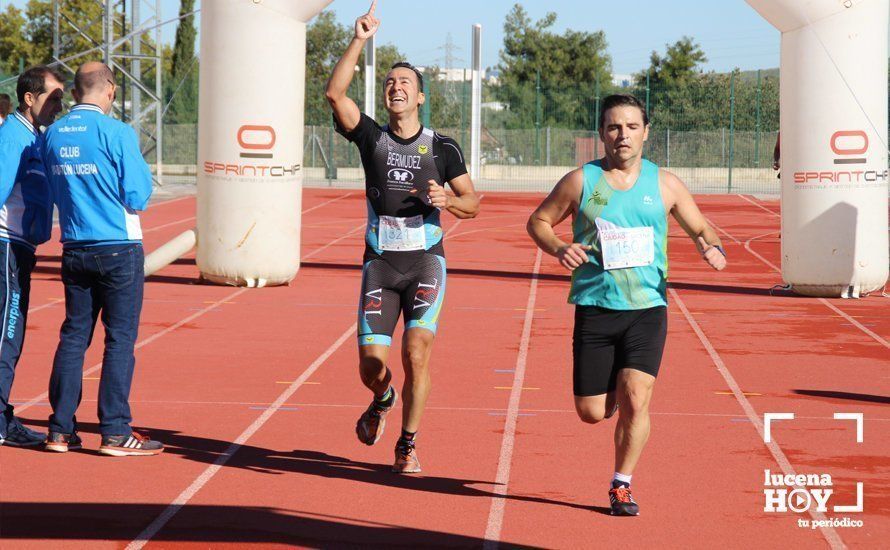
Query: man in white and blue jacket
42,62,163,456
0,66,65,447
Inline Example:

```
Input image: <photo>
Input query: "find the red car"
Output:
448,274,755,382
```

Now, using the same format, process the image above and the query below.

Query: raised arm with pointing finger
325,1,379,133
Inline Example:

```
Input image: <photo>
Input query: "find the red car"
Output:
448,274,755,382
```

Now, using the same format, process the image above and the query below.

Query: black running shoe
45,431,83,453
1,417,46,447
609,485,640,516
99,432,164,456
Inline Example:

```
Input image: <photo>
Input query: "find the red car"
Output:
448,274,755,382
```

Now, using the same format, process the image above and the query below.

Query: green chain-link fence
6,67,883,195
298,70,784,193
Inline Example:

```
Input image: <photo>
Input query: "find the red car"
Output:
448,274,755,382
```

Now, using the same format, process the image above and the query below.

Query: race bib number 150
596,218,654,270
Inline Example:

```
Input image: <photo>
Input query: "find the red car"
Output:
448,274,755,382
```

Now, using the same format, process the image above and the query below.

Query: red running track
1,190,887,548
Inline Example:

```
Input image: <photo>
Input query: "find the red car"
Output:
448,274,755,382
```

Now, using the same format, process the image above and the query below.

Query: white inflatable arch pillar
195,0,332,287
747,0,889,297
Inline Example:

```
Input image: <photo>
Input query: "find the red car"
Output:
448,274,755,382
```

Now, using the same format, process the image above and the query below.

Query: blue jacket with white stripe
42,104,153,246
0,111,54,249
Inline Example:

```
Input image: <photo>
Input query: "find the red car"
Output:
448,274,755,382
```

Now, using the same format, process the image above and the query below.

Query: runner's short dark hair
390,62,424,90
599,94,649,129
16,66,65,105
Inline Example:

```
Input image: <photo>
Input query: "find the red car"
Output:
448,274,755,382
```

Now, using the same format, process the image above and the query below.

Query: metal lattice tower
436,33,464,102
52,0,164,183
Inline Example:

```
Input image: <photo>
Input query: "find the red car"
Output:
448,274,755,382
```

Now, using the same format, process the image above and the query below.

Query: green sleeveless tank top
568,159,668,309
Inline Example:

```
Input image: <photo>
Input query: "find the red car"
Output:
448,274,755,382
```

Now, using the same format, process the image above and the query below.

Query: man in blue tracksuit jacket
0,66,65,447
42,62,163,456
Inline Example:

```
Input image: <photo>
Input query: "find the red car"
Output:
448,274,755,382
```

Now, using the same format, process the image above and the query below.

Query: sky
328,0,782,76
2,0,784,75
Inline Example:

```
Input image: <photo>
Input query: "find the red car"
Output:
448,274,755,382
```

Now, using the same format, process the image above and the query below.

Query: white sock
612,472,632,487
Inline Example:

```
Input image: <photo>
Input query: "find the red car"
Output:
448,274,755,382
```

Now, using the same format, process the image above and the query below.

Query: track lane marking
483,249,542,549
127,192,480,546
13,287,250,415
670,288,844,549
708,210,888,350
126,323,356,550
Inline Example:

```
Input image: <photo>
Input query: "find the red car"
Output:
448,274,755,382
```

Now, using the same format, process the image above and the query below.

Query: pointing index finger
368,0,377,16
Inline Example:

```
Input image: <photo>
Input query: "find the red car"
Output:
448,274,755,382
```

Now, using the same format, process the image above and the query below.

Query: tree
636,36,706,89
24,0,105,68
1,0,167,107
422,65,468,132
0,6,33,77
493,4,613,130
305,11,354,125
304,10,405,126
166,0,198,123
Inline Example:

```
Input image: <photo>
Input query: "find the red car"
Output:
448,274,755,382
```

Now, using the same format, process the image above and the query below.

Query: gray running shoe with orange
356,388,398,446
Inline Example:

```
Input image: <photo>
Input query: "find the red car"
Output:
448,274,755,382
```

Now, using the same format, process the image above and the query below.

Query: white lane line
17,397,890,422
302,192,354,215
20,218,367,414
13,287,250,415
300,202,471,262
819,299,889,350
143,217,196,234
32,208,200,313
441,192,483,239
705,216,741,245
710,215,887,350
27,298,64,314
141,193,355,237
445,223,526,242
669,288,845,550
126,322,356,550
744,230,782,272
149,195,194,208
483,248,542,549
301,224,365,261
737,194,780,217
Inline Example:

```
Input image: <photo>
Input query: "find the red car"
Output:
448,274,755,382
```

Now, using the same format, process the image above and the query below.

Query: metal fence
8,68,885,195
154,124,782,194
156,72,786,194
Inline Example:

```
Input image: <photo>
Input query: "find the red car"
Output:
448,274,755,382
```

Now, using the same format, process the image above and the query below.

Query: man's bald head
74,62,115,96
72,62,116,114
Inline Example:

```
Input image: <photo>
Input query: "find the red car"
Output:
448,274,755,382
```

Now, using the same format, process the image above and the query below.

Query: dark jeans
49,243,144,436
0,241,35,438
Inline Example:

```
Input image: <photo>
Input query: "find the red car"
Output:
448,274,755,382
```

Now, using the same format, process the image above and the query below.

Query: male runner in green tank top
527,94,726,516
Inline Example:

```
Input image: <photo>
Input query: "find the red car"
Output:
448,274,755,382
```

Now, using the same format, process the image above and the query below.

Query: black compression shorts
357,252,447,346
572,305,667,396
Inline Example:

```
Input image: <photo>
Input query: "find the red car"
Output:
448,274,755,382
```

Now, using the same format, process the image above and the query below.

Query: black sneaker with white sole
609,485,640,516
1,417,46,447
99,432,164,456
45,431,83,452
